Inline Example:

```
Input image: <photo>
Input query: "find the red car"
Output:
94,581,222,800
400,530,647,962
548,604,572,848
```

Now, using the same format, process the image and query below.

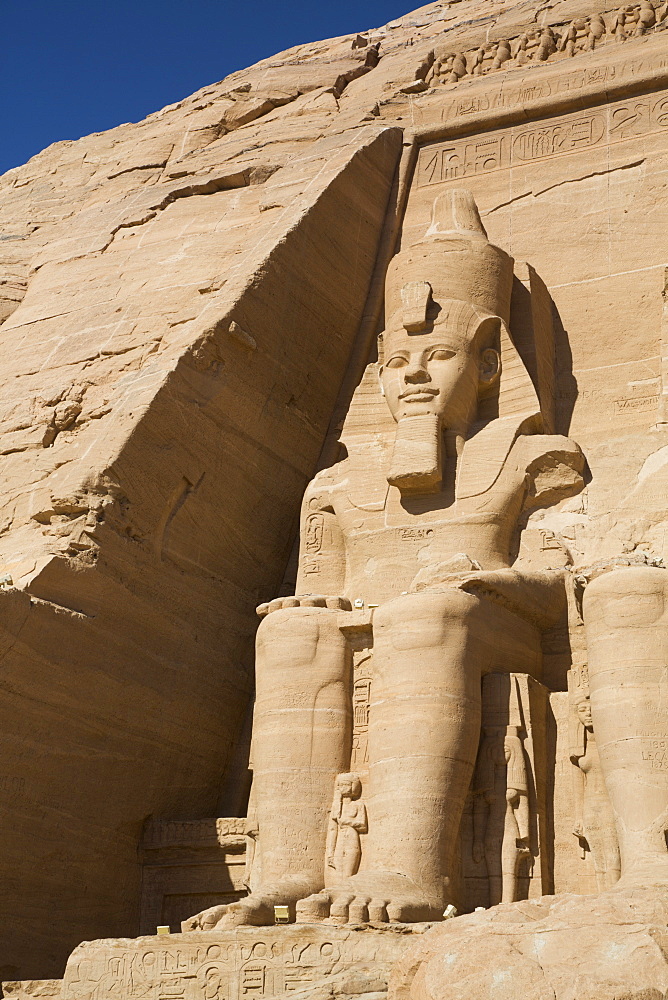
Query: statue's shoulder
303,459,349,503
459,418,584,505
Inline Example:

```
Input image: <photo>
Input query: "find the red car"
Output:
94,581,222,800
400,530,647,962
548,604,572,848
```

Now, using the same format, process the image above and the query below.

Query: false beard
387,412,442,494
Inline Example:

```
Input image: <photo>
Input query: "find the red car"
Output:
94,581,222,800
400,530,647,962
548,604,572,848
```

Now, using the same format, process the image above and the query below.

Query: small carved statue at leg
568,665,621,890
326,773,368,886
473,718,531,905
502,728,532,902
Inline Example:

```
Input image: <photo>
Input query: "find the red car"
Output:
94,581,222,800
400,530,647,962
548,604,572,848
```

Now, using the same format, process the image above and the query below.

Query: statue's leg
583,567,668,884
485,825,504,907
500,805,521,903
297,590,540,923
214,606,351,927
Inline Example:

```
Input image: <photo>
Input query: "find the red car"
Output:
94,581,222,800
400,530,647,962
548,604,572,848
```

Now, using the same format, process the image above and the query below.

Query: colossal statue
185,188,586,930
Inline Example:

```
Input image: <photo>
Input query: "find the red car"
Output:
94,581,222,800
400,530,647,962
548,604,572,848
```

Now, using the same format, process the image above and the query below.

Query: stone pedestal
40,923,431,1000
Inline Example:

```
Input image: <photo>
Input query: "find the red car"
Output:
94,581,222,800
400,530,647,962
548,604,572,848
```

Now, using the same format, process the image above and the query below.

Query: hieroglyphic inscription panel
61,925,424,1000
417,91,668,187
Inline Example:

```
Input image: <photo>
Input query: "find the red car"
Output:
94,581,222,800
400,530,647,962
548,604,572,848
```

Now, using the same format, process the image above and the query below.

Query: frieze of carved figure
182,188,584,930
410,1,666,91
568,665,621,890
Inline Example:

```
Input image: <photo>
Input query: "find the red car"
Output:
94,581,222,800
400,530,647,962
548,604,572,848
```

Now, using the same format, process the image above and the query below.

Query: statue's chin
397,401,439,419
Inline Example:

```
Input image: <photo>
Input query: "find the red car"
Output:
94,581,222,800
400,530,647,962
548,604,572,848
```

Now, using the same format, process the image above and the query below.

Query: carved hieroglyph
57,924,429,1000
183,188,584,931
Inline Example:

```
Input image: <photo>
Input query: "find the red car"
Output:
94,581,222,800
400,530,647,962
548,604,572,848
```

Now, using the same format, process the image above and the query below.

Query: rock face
390,884,668,1000
0,29,405,984
4,0,668,991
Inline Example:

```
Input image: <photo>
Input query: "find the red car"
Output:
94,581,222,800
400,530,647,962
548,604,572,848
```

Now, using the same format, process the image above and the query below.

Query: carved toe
296,893,330,922
368,899,389,922
329,896,353,924
348,898,369,923
387,900,433,923
181,903,227,932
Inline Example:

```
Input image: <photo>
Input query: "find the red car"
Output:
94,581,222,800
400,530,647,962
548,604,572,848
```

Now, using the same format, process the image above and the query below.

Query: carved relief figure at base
472,675,533,905
184,189,584,930
326,773,368,884
568,665,621,890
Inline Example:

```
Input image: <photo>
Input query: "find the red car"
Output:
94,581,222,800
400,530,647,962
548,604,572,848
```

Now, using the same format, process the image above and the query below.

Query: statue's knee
374,588,477,642
584,567,667,628
256,606,339,648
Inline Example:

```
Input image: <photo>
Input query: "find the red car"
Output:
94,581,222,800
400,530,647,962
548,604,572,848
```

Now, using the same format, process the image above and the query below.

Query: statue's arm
295,506,346,597
294,478,347,598
325,810,339,869
515,791,530,847
452,433,585,626
571,752,586,845
257,473,350,616
352,802,368,834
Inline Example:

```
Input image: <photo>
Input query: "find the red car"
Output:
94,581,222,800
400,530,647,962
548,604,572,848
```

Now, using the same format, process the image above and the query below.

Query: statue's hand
257,595,352,617
455,568,568,629
472,840,484,864
506,786,521,807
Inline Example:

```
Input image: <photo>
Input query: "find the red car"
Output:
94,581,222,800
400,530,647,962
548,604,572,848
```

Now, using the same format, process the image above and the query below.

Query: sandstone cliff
2,0,667,980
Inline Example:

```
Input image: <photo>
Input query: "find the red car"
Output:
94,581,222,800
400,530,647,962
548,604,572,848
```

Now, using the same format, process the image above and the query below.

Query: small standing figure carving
325,773,368,884
473,719,532,905
568,666,621,890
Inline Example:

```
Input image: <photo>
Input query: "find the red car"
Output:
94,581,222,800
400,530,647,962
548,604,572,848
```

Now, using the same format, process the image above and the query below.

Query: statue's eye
386,356,408,368
429,349,455,361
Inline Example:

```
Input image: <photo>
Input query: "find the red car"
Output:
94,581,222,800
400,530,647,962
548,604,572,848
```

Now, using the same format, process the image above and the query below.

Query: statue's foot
184,876,323,930
608,857,668,892
181,904,228,931
296,871,444,924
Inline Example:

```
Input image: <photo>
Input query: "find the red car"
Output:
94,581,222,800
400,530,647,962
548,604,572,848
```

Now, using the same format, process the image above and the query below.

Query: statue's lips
400,388,439,401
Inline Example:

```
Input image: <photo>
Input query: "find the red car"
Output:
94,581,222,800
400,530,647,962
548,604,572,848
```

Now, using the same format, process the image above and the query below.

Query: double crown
384,189,514,332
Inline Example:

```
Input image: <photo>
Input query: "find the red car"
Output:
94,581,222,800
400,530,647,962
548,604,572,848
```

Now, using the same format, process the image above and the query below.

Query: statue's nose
404,362,429,383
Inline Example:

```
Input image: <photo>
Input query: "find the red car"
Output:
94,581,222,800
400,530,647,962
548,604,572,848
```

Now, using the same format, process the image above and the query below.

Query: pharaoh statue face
379,190,513,494
576,696,593,728
380,290,501,435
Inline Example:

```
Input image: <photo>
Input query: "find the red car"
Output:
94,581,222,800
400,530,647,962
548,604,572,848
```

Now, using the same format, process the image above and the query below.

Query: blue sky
1,1,415,176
